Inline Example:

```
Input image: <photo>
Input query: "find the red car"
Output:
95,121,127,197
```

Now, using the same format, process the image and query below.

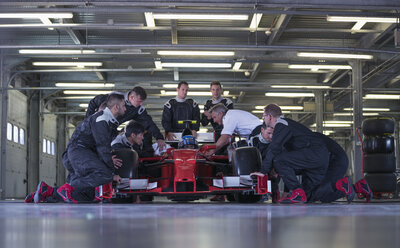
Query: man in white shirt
209,103,262,152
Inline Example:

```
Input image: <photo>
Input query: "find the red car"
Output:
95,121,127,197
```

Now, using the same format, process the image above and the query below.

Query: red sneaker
336,176,355,203
355,179,373,202
33,181,54,203
24,192,35,203
57,184,77,203
279,188,306,204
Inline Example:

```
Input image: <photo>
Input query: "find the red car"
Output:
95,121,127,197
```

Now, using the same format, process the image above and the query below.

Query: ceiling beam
267,11,292,45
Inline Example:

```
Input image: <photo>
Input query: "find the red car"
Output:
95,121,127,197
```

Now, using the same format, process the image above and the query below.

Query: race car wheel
234,192,262,203
226,193,236,202
362,136,394,154
231,147,262,176
362,118,394,136
112,148,139,178
363,153,396,173
365,173,397,192
111,194,135,204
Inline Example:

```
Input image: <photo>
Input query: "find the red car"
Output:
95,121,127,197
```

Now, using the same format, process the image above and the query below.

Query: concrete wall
40,113,57,187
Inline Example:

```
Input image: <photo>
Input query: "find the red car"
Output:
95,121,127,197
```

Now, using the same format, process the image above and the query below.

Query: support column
56,115,66,185
27,92,40,193
314,90,324,133
350,60,363,182
0,50,7,199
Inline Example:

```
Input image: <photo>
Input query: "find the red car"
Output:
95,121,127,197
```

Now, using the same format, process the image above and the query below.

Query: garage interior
0,1,400,247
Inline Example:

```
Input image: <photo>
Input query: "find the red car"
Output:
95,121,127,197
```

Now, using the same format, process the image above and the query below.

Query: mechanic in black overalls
26,94,126,203
162,81,201,141
201,81,233,142
85,86,165,152
251,104,330,204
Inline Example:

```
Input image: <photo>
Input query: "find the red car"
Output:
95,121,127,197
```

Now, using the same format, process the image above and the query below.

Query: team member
250,104,333,204
209,103,262,152
162,81,201,141
201,81,233,141
86,86,166,150
27,94,126,203
111,121,145,153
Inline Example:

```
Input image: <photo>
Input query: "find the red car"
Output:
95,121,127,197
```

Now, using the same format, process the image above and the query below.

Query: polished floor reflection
1,199,400,248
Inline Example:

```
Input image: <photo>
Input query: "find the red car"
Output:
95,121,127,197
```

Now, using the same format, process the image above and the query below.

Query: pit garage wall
41,113,57,187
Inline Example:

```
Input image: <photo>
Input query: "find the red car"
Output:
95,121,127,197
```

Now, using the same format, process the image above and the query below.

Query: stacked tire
362,117,397,195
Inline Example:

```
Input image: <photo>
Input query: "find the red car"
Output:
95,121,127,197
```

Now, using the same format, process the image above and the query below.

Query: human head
107,93,126,117
209,103,228,125
210,81,223,100
260,122,274,142
128,86,147,107
177,81,189,99
125,121,145,146
263,104,282,128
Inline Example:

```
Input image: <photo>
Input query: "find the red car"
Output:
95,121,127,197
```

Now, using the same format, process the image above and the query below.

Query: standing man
86,86,166,150
162,81,201,141
209,103,262,152
250,104,332,204
201,81,233,141
28,94,126,203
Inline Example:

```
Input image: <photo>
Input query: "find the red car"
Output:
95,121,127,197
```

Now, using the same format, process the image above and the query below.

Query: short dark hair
178,81,188,89
125,121,145,137
264,104,282,117
210,81,222,88
106,93,125,109
129,86,147,100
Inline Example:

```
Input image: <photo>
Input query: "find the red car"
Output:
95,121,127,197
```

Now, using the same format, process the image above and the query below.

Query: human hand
113,175,122,183
250,172,265,178
112,155,123,169
191,130,198,138
166,132,176,141
203,110,211,119
157,139,166,150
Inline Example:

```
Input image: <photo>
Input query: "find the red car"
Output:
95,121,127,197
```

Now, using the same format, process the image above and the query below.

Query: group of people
24,80,373,204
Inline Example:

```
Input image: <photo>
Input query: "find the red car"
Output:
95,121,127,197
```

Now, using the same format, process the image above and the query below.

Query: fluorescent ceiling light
311,122,352,128
232,62,242,71
79,103,89,108
154,61,162,69
0,13,73,19
333,113,380,116
255,105,304,110
343,107,390,111
270,85,331,89
297,52,373,60
288,64,352,70
157,51,234,56
20,49,95,54
160,91,212,96
323,130,335,135
33,62,102,67
56,83,115,88
265,92,315,97
163,84,210,88
327,16,397,23
363,94,400,100
249,13,263,29
324,121,353,124
161,63,231,68
63,90,112,95
40,17,54,30
144,12,155,27
252,110,265,114
152,13,248,20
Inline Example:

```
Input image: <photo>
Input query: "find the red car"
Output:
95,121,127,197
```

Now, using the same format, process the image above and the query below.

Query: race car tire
365,173,397,192
231,147,262,176
111,195,135,204
363,153,396,173
226,193,236,202
139,195,154,202
234,192,262,203
112,148,139,178
362,118,394,136
362,136,394,154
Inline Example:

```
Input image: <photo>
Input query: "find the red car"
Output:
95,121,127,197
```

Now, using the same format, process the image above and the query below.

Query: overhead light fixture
311,121,352,128
152,13,248,20
323,130,335,135
63,90,112,95
163,84,210,88
249,13,263,30
160,91,212,96
265,92,315,97
157,51,234,56
154,61,162,69
343,107,390,111
297,52,373,60
288,64,352,70
79,103,89,108
223,91,229,96
327,16,397,23
144,12,155,27
55,83,115,88
33,62,102,67
20,49,95,54
255,105,304,110
161,63,232,68
333,112,380,116
252,110,265,114
0,13,73,19
232,62,242,71
270,85,331,89
363,94,400,100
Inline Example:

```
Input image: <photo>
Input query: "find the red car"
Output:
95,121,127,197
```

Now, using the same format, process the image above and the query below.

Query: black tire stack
362,117,397,194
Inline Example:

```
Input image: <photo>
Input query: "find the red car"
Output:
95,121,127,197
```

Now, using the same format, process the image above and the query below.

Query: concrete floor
1,199,400,248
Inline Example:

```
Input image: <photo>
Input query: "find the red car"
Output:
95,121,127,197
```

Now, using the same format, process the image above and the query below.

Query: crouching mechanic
111,121,144,153
26,94,127,203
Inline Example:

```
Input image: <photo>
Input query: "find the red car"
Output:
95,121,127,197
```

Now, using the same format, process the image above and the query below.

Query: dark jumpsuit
162,98,201,133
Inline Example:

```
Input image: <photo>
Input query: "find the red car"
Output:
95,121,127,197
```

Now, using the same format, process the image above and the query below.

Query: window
19,128,25,145
13,125,19,143
51,141,55,155
43,139,47,153
7,123,12,141
47,140,51,154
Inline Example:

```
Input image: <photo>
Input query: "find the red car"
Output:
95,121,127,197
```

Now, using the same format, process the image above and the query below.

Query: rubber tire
234,192,262,203
363,153,396,173
231,147,262,176
362,118,394,136
226,193,236,202
112,148,139,178
363,136,394,154
365,173,397,192
111,195,135,204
